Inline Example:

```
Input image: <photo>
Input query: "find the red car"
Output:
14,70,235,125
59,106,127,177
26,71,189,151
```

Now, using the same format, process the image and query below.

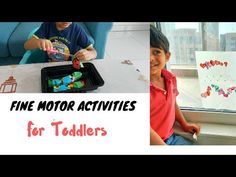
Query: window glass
160,22,236,112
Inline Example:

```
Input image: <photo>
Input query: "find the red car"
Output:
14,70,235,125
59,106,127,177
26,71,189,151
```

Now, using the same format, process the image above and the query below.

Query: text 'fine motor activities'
10,100,137,112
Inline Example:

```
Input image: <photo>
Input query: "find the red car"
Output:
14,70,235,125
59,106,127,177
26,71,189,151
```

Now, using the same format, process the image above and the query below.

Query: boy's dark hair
150,25,169,53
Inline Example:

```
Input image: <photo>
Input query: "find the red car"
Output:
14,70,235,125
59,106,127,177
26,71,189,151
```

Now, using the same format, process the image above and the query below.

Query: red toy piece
72,57,80,70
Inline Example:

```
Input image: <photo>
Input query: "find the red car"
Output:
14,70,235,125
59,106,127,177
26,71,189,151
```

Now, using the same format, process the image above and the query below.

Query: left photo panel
0,22,149,93
0,22,150,155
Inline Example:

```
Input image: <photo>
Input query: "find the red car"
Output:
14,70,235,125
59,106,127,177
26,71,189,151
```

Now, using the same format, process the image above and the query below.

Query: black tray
41,62,104,93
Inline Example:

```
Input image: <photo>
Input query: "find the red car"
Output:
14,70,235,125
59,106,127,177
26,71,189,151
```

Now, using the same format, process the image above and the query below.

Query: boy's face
56,22,72,30
150,47,170,76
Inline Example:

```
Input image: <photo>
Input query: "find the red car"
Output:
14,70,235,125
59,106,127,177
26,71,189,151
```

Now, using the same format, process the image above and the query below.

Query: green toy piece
73,80,85,88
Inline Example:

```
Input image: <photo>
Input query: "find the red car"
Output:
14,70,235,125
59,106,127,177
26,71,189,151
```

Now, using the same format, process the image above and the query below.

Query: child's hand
182,123,200,135
37,39,53,51
74,49,91,61
47,48,58,55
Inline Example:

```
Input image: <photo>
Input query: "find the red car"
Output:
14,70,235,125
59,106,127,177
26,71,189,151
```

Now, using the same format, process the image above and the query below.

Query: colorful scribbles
199,60,228,69
201,86,211,98
201,84,236,98
0,76,17,93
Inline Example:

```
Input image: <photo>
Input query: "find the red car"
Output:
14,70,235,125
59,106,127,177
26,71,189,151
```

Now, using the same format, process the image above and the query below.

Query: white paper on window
196,51,236,110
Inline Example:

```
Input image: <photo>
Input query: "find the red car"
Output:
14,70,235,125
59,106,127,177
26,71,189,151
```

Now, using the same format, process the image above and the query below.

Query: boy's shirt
33,22,92,62
150,69,179,141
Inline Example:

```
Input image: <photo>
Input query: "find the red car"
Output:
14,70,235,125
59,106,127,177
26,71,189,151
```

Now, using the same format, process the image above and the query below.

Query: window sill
171,68,198,77
174,122,236,145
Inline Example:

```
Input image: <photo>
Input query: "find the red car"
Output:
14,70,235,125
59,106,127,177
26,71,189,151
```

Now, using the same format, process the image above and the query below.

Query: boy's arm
24,36,53,51
150,127,166,145
175,103,200,134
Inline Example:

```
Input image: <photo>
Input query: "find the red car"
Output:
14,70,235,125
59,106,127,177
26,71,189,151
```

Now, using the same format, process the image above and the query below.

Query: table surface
0,59,149,93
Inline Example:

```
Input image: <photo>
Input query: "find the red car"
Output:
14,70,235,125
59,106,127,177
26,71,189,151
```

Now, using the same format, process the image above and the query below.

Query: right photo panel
150,23,236,145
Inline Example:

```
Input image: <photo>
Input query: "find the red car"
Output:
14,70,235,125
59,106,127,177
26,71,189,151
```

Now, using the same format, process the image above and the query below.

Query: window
159,22,236,115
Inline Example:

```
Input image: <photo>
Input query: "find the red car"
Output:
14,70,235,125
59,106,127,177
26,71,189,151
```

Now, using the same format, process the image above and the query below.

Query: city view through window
161,22,236,65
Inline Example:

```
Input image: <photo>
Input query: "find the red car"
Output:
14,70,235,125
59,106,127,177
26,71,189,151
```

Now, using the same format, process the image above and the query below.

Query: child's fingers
78,49,87,55
41,42,46,51
75,53,81,59
79,49,87,53
75,53,85,60
193,125,200,135
39,39,52,51
196,124,201,133
45,41,53,50
190,128,195,134
46,43,52,51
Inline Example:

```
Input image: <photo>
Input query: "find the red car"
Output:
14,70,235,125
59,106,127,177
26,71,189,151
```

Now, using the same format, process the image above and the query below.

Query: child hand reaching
37,39,53,51
182,123,200,135
74,48,96,61
24,22,97,62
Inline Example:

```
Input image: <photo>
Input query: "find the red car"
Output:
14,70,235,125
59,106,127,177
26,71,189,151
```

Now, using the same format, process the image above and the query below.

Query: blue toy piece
53,80,85,92
61,75,74,85
53,85,68,92
51,79,61,87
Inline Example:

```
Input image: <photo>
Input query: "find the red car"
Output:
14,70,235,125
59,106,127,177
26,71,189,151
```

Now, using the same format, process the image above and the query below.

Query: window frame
182,109,236,125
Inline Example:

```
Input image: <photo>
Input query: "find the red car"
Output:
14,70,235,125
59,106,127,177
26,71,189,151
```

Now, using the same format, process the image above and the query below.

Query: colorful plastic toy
48,71,82,87
53,80,85,92
72,57,81,70
68,80,85,89
47,48,74,62
48,49,84,70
